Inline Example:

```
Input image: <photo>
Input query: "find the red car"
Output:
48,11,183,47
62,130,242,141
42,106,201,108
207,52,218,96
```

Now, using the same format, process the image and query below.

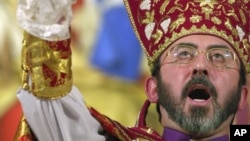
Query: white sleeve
16,0,106,140
17,86,105,141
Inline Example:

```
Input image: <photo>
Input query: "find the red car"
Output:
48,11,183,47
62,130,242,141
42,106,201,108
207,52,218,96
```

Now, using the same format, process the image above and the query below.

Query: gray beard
157,74,241,136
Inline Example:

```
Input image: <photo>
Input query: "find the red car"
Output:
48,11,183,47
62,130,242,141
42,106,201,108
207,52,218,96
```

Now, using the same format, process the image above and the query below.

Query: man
125,0,250,140
15,0,250,141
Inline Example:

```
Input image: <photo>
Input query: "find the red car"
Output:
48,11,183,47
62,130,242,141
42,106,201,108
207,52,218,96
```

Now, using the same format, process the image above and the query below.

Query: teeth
193,99,206,102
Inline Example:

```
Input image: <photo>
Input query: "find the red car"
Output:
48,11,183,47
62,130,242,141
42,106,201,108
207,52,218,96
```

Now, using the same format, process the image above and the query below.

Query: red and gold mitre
123,0,250,73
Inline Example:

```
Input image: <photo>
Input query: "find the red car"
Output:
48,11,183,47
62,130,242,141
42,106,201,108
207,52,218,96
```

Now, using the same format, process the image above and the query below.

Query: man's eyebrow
176,43,230,50
207,44,230,50
176,42,198,48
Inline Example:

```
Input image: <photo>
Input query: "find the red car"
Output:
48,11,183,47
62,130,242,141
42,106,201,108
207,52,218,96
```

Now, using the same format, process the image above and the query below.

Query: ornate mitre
123,0,250,73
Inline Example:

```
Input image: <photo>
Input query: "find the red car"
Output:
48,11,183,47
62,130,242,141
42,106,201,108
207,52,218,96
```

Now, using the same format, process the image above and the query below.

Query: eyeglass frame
160,43,239,71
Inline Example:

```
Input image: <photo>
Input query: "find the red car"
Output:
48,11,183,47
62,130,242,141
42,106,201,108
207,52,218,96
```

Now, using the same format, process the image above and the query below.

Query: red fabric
0,101,22,141
89,106,164,141
72,0,84,12
17,135,33,141
42,39,71,87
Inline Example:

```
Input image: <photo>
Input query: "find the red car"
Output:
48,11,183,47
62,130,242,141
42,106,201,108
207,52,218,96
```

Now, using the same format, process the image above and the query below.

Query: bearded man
15,0,250,141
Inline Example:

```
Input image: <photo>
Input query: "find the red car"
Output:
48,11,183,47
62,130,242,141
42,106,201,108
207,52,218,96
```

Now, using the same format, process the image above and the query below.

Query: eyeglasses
161,45,238,71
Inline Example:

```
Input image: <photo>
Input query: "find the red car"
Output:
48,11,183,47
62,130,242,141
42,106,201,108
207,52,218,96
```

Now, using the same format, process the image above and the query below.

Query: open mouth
188,86,211,102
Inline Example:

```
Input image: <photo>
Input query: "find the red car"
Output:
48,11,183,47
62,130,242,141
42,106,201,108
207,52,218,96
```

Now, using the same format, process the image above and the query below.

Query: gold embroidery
196,0,218,8
152,29,163,44
224,18,238,37
142,11,155,24
239,9,247,25
135,128,157,141
14,117,33,141
228,0,235,4
88,106,131,141
190,15,202,23
153,0,160,3
160,0,170,15
211,16,222,25
168,1,192,14
243,39,250,54
225,18,233,31
225,9,239,22
21,31,72,99
201,6,213,19
169,14,186,31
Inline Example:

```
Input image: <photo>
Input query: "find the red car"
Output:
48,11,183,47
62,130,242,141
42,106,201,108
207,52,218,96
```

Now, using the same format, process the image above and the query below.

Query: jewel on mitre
160,18,171,33
145,23,155,40
140,0,151,10
236,25,245,41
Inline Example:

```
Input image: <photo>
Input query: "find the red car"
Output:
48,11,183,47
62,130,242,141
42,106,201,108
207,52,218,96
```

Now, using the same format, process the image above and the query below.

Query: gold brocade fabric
21,31,73,99
14,117,36,141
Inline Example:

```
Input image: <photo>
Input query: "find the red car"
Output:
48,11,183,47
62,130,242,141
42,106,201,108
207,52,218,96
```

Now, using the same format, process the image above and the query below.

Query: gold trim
21,31,73,99
123,0,152,68
14,116,33,141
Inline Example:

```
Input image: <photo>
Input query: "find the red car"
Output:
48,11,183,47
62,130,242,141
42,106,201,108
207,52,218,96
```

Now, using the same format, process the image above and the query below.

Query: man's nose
192,53,208,76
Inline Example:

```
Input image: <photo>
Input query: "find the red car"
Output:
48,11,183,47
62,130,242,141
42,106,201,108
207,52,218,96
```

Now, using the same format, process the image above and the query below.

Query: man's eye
210,53,225,63
212,53,223,59
171,46,195,63
177,51,192,59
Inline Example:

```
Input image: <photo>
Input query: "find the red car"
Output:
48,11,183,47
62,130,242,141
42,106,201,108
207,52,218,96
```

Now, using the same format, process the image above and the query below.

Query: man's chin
191,106,214,122
177,106,218,134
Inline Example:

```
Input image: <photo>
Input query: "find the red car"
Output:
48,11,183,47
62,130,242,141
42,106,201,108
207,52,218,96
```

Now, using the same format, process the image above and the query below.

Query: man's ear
145,77,158,103
238,85,248,110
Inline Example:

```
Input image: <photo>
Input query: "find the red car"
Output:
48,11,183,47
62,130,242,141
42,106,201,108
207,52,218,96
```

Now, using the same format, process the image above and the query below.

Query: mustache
182,74,218,99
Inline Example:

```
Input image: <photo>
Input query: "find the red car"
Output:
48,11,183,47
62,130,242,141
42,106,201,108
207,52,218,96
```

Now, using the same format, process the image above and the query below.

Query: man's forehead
171,35,230,46
171,43,231,50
